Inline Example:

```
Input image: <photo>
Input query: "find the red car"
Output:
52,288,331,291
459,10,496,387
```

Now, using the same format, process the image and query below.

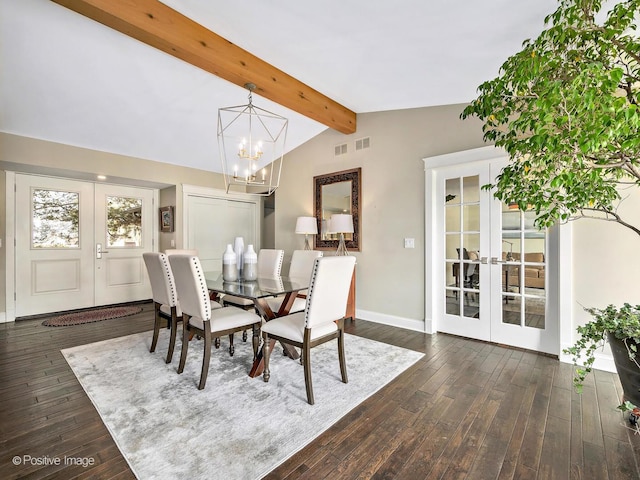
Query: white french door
15,174,155,317
426,148,558,355
440,162,492,341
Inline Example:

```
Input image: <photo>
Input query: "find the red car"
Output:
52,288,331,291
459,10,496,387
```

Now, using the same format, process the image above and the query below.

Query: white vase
243,244,258,281
233,237,244,278
222,244,238,281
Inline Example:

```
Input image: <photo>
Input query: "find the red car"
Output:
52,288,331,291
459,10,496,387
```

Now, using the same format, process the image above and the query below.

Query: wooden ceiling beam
51,0,356,134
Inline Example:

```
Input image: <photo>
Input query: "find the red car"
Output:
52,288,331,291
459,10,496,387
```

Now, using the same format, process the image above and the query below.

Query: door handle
491,257,507,265
96,243,110,259
480,257,488,264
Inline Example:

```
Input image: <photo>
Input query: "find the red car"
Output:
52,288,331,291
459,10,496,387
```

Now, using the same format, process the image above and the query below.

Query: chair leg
214,337,220,349
199,328,212,390
338,328,348,384
302,342,314,405
177,315,190,374
150,302,161,353
228,333,235,356
165,306,178,364
252,324,259,360
262,334,271,383
242,329,248,342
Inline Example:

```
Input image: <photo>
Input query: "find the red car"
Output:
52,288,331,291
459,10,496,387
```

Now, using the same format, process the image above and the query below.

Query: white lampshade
330,214,353,233
295,216,318,234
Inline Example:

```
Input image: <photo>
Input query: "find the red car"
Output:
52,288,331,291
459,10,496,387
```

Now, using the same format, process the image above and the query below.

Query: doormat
42,306,143,327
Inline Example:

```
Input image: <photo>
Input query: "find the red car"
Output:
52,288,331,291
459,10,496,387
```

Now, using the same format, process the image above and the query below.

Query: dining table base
248,296,300,377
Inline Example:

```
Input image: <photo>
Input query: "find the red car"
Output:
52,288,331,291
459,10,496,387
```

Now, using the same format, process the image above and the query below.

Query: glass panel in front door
32,189,80,248
106,196,143,247
500,205,546,329
445,175,481,319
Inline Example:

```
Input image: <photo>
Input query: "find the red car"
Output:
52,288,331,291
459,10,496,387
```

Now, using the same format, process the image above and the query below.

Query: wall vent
355,137,371,151
334,143,348,156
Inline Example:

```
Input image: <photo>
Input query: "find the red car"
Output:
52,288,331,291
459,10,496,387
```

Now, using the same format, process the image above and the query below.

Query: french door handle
491,257,507,265
480,257,488,264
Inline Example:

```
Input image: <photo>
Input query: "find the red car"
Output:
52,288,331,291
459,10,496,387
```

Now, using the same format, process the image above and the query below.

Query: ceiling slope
51,0,356,134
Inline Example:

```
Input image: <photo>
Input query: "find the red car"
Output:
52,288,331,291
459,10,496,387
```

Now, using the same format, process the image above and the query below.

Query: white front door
15,175,155,317
15,175,95,316
426,148,558,355
94,184,155,306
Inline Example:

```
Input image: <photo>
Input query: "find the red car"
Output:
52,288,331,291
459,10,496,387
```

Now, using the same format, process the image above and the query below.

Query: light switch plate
404,238,415,248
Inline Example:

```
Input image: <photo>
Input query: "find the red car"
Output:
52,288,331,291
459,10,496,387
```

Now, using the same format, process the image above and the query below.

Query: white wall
567,188,640,370
275,104,487,330
0,132,227,318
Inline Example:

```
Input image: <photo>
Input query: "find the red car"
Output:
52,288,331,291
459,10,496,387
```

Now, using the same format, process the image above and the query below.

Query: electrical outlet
404,238,415,249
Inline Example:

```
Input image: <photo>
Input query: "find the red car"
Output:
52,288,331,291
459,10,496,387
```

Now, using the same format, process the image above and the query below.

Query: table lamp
295,216,318,250
330,214,353,256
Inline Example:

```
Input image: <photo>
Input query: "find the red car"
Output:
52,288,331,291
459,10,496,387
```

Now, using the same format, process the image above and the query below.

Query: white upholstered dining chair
168,254,262,390
143,252,222,364
261,255,356,405
264,249,323,315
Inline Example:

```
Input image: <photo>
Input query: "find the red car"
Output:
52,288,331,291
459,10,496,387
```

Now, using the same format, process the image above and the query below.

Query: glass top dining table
204,272,309,302
204,272,309,377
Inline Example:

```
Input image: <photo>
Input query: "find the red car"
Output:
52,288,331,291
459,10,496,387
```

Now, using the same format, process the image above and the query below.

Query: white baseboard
355,309,425,333
0,311,8,323
559,344,616,374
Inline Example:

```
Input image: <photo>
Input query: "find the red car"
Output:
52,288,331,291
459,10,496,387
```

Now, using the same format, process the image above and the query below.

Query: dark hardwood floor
1,303,639,479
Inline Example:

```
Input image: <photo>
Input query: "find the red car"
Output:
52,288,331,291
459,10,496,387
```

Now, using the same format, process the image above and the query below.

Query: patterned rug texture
62,330,424,479
42,306,143,327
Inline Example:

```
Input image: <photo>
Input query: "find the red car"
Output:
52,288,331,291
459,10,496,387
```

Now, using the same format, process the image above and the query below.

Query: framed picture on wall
159,206,174,233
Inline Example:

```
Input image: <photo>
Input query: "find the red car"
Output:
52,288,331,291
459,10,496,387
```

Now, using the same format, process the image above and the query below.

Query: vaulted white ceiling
1,0,558,173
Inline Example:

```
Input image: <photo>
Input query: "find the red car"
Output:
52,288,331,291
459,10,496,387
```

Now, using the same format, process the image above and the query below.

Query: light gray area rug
62,330,423,479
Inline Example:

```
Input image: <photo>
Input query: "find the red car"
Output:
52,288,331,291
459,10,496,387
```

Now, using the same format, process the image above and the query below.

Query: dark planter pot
607,332,640,406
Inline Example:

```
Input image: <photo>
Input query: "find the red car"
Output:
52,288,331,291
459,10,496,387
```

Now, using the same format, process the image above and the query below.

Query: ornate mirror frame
313,167,361,251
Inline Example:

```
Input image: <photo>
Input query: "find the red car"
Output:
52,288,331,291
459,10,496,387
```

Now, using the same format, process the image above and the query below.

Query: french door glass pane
32,189,80,248
445,234,459,261
463,292,480,319
525,296,546,329
463,205,480,230
106,196,143,247
445,178,460,204
445,289,460,315
501,203,547,329
502,296,521,325
444,174,481,321
462,175,480,202
445,206,461,233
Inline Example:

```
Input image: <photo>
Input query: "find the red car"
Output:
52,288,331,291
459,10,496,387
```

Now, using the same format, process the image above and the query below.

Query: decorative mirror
313,167,361,251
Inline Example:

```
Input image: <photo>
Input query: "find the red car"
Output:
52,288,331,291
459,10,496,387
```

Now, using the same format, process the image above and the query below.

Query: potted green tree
564,303,640,415
461,0,640,414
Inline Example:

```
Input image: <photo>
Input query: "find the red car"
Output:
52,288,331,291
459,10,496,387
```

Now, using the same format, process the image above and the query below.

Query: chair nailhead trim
160,253,177,305
191,256,211,320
